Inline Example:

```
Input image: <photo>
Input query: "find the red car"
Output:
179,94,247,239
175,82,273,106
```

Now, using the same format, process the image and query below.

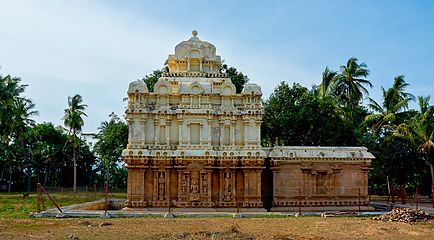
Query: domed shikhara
128,80,148,94
242,83,262,95
146,31,260,96
167,31,222,74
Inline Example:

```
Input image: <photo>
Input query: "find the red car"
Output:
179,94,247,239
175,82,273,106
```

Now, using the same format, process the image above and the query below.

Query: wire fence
35,183,126,213
34,183,433,214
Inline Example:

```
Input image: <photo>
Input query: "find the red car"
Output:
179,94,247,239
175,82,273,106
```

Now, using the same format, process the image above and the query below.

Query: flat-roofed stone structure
267,146,373,211
122,31,374,211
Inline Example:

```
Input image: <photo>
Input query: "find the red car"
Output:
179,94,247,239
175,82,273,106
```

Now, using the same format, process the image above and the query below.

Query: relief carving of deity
202,174,208,194
181,174,187,194
223,171,232,201
158,172,165,201
189,171,200,201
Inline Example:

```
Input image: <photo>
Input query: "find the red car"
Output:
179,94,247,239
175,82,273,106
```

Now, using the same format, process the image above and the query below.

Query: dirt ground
0,217,433,240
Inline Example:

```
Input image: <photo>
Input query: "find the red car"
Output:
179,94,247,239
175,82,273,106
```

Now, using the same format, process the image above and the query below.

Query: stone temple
122,31,374,211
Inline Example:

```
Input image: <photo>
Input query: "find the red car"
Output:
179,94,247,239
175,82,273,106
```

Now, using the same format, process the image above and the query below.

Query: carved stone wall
122,31,374,210
267,146,373,210
124,154,264,208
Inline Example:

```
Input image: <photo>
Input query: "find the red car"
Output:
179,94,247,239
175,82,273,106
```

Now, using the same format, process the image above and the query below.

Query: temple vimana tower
122,31,374,211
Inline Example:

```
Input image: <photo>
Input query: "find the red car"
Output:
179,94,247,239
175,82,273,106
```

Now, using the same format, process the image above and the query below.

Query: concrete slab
33,198,432,218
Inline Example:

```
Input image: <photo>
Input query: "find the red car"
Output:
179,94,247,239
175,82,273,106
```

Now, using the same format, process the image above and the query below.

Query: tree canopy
262,82,357,147
63,94,88,193
1,57,433,196
93,113,128,188
219,64,249,93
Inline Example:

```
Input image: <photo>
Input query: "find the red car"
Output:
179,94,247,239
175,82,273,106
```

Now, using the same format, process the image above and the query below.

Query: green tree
262,82,356,146
0,74,27,143
13,98,38,191
317,67,338,98
140,68,167,92
365,75,414,133
363,76,417,194
24,122,96,189
0,72,37,191
333,57,372,108
220,64,249,93
406,96,434,191
94,113,128,188
25,123,67,187
63,94,87,193
361,132,424,195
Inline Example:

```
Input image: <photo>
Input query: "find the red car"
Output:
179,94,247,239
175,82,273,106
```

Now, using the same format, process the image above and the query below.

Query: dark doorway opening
261,157,273,211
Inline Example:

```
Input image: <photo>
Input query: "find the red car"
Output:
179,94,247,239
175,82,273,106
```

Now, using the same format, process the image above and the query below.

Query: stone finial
192,30,198,37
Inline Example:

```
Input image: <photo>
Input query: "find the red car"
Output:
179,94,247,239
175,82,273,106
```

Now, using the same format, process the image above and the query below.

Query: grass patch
0,191,126,219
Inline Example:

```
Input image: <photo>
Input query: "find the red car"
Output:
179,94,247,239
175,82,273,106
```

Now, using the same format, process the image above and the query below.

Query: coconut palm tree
317,67,338,99
63,94,87,193
393,96,434,204
333,57,372,108
365,75,414,132
0,74,27,143
0,74,37,192
13,98,38,192
410,96,434,193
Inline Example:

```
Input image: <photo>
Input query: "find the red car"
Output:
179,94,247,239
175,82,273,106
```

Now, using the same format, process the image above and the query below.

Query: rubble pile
373,208,432,223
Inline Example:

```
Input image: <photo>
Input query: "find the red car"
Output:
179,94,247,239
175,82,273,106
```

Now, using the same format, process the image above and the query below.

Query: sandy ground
0,217,433,240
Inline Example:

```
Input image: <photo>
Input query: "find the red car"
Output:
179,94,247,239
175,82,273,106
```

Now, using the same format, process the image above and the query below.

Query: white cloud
0,0,183,132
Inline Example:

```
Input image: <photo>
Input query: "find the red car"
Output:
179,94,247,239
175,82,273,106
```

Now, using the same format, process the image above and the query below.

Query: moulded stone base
174,201,216,208
271,205,375,212
121,207,268,212
125,200,263,209
273,200,370,208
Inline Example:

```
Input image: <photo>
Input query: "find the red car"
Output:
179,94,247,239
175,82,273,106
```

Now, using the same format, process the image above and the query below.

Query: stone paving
32,198,420,218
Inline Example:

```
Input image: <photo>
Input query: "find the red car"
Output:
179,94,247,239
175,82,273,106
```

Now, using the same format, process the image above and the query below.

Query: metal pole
38,183,63,213
298,188,301,216
391,186,395,203
61,187,64,207
400,185,405,204
415,187,419,210
104,183,108,216
168,181,171,213
432,187,434,208
41,190,45,211
37,183,41,213
358,188,361,214
236,172,240,214
237,198,240,214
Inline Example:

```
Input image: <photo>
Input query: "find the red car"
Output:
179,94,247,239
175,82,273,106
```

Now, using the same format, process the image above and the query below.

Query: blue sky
1,0,433,133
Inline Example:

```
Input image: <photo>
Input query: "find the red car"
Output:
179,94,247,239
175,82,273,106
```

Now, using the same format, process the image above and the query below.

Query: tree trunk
386,175,391,196
73,146,77,193
0,164,5,183
20,137,31,193
8,163,12,192
26,168,32,192
44,167,48,187
429,161,434,188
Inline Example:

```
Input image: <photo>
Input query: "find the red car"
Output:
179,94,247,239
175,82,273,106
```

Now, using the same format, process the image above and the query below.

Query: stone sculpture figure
190,172,200,201
181,174,187,194
158,172,165,201
224,171,232,201
202,174,208,194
